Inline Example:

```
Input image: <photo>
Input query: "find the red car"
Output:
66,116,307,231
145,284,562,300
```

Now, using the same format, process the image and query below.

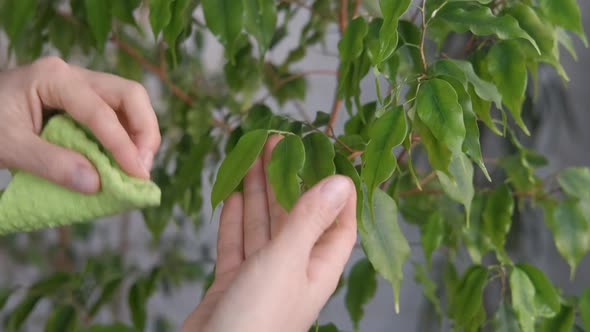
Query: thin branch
326,98,342,136
275,69,338,87
353,0,362,18
339,0,349,33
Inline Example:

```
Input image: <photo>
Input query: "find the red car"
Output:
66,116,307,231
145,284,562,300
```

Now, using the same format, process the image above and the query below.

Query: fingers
215,192,245,278
73,67,161,169
262,135,288,238
276,175,355,256
243,157,271,257
8,133,100,193
29,57,151,179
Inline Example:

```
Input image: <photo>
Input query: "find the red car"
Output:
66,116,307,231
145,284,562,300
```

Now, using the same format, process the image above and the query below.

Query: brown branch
339,0,349,33
326,98,342,136
55,226,74,272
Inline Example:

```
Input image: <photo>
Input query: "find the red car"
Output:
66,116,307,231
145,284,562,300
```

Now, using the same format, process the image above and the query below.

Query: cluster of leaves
0,0,589,331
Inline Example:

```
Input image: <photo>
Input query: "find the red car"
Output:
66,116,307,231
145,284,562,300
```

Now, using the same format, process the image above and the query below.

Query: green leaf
510,267,537,332
243,104,273,131
469,85,500,135
436,153,474,223
361,106,407,209
6,295,41,332
345,258,377,331
111,0,140,26
2,0,36,40
163,0,191,64
375,0,412,64
417,79,466,155
435,3,540,53
580,288,590,332
128,274,159,332
449,265,489,327
89,277,123,317
547,199,590,277
538,305,575,332
267,135,305,211
413,263,442,320
49,16,76,58
202,0,244,59
339,18,369,64
359,187,410,313
82,323,137,332
29,272,75,296
149,0,173,38
414,116,453,173
515,264,560,318
312,111,331,128
482,184,514,262
211,130,268,209
243,0,277,54
464,193,492,264
558,167,590,201
0,288,12,311
486,41,529,135
334,152,363,220
308,323,339,332
420,212,444,267
84,0,111,51
539,0,587,46
494,303,521,332
301,132,336,187
508,4,556,58
45,304,77,332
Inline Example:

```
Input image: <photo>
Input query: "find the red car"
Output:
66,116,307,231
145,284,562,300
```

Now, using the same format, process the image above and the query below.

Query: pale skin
0,58,358,331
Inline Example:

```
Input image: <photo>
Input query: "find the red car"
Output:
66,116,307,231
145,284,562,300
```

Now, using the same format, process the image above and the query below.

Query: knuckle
127,81,149,100
32,56,69,76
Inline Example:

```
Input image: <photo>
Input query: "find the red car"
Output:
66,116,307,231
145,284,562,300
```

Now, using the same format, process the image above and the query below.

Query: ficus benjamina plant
0,0,589,331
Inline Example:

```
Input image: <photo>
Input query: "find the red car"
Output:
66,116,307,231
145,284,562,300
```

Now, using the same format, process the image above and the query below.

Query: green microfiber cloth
0,115,161,235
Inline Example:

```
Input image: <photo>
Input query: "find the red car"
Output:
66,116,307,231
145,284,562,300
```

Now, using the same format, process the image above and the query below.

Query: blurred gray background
1,2,590,331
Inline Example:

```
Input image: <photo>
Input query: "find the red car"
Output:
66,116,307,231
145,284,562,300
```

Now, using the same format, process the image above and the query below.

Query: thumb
8,133,100,194
276,175,355,254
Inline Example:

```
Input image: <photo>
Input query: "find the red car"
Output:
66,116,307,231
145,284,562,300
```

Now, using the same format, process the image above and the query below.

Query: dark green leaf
516,263,560,318
84,0,111,51
308,323,339,332
359,187,410,313
149,0,173,38
301,132,335,187
211,130,268,209
243,104,273,131
334,152,363,220
436,152,474,223
338,18,368,64
558,167,590,201
375,0,412,64
580,288,590,332
267,135,305,211
538,305,575,332
421,212,444,267
413,264,442,320
6,295,41,332
464,193,492,264
345,258,377,331
243,0,277,54
2,0,36,40
486,41,529,135
45,304,76,332
128,278,151,332
414,116,452,173
361,106,407,209
510,267,537,332
82,323,137,332
469,85,500,135
449,265,489,327
29,272,75,296
494,303,521,332
163,0,191,64
202,0,244,59
0,288,12,311
111,0,140,26
49,16,76,58
312,111,331,128
417,79,466,156
89,277,123,317
482,184,514,262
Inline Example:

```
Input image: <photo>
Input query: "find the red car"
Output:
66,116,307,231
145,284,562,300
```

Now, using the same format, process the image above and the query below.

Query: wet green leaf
510,267,537,332
244,0,277,54
449,265,489,327
202,0,244,58
421,212,444,267
516,263,560,318
437,153,474,223
346,258,377,331
267,135,305,211
301,132,335,187
482,184,514,262
375,0,412,64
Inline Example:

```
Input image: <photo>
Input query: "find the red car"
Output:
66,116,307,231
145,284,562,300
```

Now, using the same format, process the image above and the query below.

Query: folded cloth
0,115,161,235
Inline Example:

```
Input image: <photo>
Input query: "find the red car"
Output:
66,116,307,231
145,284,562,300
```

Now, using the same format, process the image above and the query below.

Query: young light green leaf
202,0,244,59
345,258,377,331
243,0,277,54
581,288,590,332
516,263,560,318
149,0,173,38
510,267,537,332
420,212,444,267
45,304,77,332
548,199,590,277
375,0,412,64
359,187,410,313
482,184,514,262
267,135,305,211
448,265,489,327
361,106,407,209
539,0,587,46
417,79,466,154
558,167,590,201
436,152,474,223
211,130,268,209
84,0,111,51
435,3,540,53
301,132,336,187
486,41,530,135
413,264,442,320
494,303,521,332
163,0,191,64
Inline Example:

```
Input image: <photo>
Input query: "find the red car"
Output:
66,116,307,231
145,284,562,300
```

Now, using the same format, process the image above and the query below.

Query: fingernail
320,176,350,209
139,149,153,175
72,165,100,193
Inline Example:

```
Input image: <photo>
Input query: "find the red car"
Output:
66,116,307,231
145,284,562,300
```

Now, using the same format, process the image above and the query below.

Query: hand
0,56,161,193
182,136,357,332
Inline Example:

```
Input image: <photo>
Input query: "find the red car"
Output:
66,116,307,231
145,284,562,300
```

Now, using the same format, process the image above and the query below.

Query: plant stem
419,0,428,73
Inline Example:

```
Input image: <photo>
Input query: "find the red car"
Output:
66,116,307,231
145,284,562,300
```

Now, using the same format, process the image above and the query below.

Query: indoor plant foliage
0,0,589,331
